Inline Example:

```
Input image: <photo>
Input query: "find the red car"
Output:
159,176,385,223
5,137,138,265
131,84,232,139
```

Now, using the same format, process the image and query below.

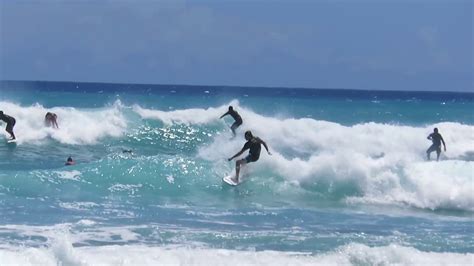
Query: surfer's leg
230,120,242,136
436,147,441,161
6,123,15,140
234,159,246,182
426,145,435,160
231,122,238,136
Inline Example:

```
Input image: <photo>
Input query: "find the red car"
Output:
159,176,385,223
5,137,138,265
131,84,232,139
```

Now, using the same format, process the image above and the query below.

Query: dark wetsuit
229,110,242,123
227,110,242,127
222,109,243,134
243,137,262,163
0,114,16,133
427,132,443,154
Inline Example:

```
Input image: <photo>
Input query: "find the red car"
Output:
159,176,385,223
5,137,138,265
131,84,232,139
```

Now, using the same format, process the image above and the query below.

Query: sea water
0,81,473,265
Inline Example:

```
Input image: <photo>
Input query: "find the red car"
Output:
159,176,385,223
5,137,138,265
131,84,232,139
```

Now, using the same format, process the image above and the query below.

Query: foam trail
0,101,127,144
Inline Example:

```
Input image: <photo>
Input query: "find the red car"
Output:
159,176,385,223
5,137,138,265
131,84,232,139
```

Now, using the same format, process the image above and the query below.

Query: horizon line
1,79,472,94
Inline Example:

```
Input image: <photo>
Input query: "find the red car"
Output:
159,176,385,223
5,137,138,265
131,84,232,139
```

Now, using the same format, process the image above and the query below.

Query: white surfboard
223,175,240,186
7,139,17,143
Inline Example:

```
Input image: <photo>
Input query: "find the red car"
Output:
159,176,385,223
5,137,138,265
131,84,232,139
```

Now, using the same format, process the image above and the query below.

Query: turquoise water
0,81,473,265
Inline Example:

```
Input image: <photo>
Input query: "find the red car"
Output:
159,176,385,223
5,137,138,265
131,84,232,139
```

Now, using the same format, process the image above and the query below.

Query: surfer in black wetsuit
0,111,16,140
220,106,242,136
426,128,446,161
228,130,271,183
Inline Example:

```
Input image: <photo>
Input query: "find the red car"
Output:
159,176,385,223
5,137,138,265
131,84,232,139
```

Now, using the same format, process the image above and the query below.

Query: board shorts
427,144,441,154
245,154,258,164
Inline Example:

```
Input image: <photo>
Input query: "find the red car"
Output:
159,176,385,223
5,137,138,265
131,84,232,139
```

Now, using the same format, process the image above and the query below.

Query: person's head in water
244,130,253,140
0,111,3,116
434,128,438,133
228,106,233,111
65,156,75,165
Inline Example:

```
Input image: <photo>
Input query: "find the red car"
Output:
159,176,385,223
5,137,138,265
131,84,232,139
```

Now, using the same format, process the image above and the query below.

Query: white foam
137,103,472,161
347,160,474,211
0,223,471,265
108,183,143,194
59,202,99,211
0,101,127,144
54,170,82,181
76,219,97,226
320,243,473,265
166,175,175,184
134,102,237,125
190,105,474,211
0,241,472,266
134,102,474,210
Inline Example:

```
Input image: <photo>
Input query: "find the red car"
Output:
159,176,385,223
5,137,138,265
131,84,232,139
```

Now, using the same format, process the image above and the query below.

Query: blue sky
0,0,472,91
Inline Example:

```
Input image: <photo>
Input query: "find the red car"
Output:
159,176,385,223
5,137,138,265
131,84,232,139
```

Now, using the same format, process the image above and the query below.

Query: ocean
0,80,473,265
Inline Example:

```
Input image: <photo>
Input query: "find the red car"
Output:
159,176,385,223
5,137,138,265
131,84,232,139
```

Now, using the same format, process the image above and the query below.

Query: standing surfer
228,130,271,183
220,106,243,136
426,128,446,161
0,111,16,141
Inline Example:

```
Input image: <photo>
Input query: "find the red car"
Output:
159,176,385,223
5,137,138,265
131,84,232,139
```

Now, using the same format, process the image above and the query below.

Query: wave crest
0,101,127,144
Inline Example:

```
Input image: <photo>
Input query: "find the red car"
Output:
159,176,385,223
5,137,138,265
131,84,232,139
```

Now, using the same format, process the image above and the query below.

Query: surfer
228,130,271,183
426,128,446,161
45,112,59,128
0,111,16,140
220,106,242,136
65,156,75,166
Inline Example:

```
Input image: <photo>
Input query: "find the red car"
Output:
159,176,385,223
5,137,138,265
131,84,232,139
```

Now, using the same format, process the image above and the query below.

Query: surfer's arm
259,138,271,155
228,144,249,161
220,111,229,119
228,149,245,161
